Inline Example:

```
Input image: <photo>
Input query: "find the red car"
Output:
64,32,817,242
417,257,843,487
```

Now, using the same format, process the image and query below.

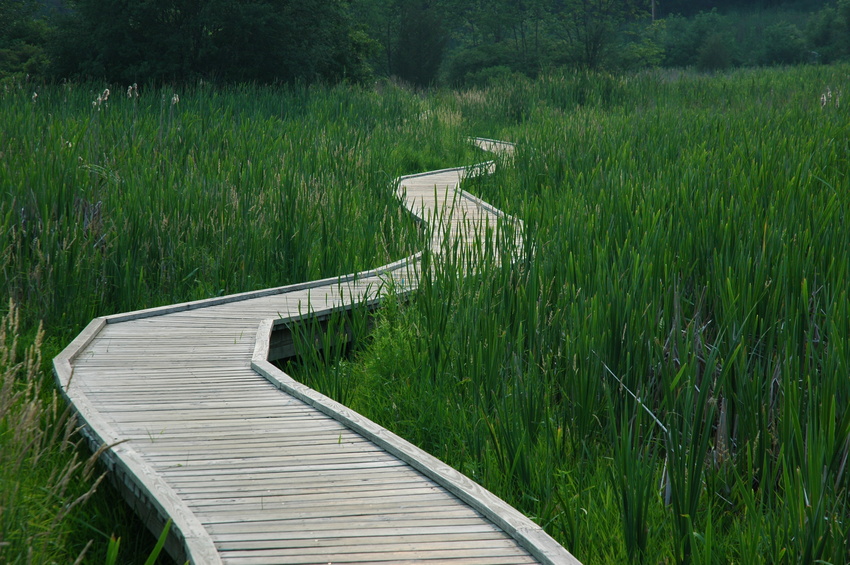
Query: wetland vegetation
3,63,850,562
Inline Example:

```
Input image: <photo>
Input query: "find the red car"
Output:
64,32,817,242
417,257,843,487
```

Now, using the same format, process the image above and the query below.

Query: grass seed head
92,88,110,108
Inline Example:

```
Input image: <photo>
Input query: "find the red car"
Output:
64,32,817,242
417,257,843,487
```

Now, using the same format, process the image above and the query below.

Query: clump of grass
0,299,106,563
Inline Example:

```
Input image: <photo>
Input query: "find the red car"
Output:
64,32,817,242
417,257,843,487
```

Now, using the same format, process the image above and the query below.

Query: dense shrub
759,22,807,64
697,32,736,70
806,0,850,62
663,10,738,69
0,0,50,79
444,42,533,86
615,20,666,71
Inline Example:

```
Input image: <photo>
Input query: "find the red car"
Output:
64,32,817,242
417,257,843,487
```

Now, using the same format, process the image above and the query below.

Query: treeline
2,0,374,84
362,0,850,86
0,0,848,86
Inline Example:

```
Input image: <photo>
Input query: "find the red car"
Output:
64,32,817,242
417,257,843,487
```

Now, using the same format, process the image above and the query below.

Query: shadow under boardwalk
54,139,581,565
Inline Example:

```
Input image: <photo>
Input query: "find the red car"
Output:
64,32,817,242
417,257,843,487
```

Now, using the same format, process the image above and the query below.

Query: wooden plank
209,523,503,542
172,464,420,482
147,442,383,462
192,501,475,522
102,408,336,423
141,437,374,456
161,460,409,482
216,545,535,565
149,452,396,472
207,522,501,538
134,435,374,454
221,554,536,565
206,517,493,533
182,481,447,500
82,379,275,390
215,531,515,550
77,399,309,412
192,483,448,504
114,426,356,442
217,539,528,558
207,516,489,533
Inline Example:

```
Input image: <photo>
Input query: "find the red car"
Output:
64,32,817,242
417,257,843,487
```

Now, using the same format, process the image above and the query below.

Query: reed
1,80,476,339
299,65,850,563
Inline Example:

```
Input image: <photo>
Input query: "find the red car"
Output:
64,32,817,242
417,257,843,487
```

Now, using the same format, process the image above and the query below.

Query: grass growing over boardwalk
296,65,850,563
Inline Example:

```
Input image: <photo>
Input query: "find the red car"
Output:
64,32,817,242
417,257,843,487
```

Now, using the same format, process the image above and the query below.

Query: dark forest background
2,0,848,86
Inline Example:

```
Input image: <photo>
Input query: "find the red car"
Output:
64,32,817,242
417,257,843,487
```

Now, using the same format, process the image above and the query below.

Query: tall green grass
1,80,477,338
296,65,850,563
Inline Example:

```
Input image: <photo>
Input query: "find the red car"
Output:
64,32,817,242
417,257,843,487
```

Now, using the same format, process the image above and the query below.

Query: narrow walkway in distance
54,138,581,565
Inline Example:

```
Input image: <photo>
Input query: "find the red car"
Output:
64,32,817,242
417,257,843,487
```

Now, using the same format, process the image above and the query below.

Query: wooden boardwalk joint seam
53,138,582,565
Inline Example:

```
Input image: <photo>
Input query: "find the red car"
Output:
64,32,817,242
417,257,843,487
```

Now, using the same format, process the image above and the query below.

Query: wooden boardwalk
54,138,581,565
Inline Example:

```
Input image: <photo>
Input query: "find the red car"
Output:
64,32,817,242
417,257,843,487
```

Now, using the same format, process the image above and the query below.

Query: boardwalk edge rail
252,320,580,565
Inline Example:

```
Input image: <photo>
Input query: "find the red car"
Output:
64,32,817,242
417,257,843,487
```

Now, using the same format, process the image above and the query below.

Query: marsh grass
1,80,476,338
295,65,850,563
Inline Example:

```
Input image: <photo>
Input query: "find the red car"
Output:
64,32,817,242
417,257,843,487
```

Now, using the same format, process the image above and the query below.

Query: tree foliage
393,1,447,86
51,0,374,84
0,0,50,78
350,0,449,86
807,0,850,63
552,0,647,69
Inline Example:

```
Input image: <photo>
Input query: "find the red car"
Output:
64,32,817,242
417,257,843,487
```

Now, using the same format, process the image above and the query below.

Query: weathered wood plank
215,531,516,550
182,482,447,502
169,468,427,492
221,554,536,565
206,517,495,533
192,501,475,523
217,539,529,558
216,545,536,564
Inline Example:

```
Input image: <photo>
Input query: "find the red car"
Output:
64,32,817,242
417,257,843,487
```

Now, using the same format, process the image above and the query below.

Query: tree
552,0,647,69
50,0,374,84
393,0,447,86
0,0,51,78
441,0,555,85
350,0,449,86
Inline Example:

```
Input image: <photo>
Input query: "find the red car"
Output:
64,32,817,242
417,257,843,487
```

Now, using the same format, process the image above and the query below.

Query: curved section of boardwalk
54,139,581,565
